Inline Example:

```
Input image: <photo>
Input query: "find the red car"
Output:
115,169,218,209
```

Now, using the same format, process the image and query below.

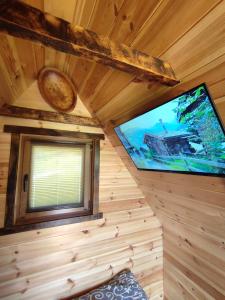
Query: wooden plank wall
0,116,163,299
106,92,225,300
95,2,225,299
0,1,225,299
116,151,225,299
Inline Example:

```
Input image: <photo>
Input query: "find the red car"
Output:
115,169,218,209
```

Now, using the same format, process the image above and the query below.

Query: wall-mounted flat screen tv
114,83,225,176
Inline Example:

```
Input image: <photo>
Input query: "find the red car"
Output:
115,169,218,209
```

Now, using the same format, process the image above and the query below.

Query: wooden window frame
0,125,104,235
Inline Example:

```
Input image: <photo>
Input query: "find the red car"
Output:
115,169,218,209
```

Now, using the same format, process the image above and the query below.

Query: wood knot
114,4,118,16
129,244,133,251
115,226,119,237
82,229,89,234
122,15,127,20
67,278,75,284
71,254,77,262
184,238,192,247
149,242,153,251
67,278,76,289
21,288,27,294
129,22,134,32
129,257,134,267
16,271,21,278
138,200,143,207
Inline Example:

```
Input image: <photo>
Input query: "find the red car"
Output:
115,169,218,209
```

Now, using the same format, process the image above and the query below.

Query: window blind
29,144,84,209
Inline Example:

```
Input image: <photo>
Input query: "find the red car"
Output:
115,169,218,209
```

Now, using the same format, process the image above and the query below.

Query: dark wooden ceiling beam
0,0,179,86
0,104,101,127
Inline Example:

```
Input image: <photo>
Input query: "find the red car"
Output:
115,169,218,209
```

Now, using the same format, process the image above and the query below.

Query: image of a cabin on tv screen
115,85,225,175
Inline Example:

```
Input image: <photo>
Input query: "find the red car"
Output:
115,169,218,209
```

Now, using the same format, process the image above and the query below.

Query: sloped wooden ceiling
0,1,225,300
0,0,224,124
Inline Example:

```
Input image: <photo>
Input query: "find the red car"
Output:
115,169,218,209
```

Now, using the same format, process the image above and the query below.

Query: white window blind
29,144,84,209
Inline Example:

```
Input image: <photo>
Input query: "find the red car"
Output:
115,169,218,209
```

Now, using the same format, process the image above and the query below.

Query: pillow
69,269,148,300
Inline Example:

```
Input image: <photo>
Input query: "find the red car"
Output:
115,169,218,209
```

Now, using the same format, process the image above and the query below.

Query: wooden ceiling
0,0,224,127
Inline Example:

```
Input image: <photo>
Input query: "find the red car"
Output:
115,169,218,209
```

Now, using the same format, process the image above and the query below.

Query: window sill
0,212,103,235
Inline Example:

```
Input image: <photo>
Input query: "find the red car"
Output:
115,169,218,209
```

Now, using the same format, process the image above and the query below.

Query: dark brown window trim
5,133,20,229
2,125,104,235
4,125,105,140
0,213,103,235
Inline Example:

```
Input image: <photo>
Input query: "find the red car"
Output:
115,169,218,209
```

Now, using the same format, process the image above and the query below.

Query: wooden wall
0,1,225,299
0,115,163,299
97,2,225,299
105,58,225,298
105,66,225,300
112,145,225,299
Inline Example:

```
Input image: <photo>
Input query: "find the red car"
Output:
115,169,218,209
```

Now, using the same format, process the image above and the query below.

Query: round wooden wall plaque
38,67,77,113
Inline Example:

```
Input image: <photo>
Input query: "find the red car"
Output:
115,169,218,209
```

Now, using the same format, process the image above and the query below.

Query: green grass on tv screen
115,84,225,176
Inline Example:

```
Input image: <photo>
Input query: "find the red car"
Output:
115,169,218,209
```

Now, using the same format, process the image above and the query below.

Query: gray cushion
73,269,148,300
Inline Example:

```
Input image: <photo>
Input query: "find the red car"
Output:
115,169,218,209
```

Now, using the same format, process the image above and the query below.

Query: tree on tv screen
174,86,225,160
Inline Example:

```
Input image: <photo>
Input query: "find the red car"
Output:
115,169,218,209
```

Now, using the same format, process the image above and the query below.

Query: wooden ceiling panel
94,0,225,125
77,63,111,106
83,0,222,120
0,0,224,128
89,0,125,36
132,0,220,54
13,38,42,85
162,1,225,77
43,0,76,71
109,57,225,128
109,0,160,45
81,0,162,112
69,0,125,101
73,0,124,102
0,35,26,102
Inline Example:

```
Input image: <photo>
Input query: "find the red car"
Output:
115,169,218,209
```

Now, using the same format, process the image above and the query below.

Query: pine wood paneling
103,3,225,294
0,114,162,299
107,123,225,300
0,1,225,299
113,147,225,299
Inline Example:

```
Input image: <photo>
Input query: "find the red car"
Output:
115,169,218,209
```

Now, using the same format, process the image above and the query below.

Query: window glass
29,143,84,209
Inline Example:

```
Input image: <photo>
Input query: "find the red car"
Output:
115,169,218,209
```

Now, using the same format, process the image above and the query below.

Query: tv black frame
114,83,225,178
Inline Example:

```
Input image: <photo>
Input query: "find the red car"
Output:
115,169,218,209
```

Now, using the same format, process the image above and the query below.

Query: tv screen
114,83,225,176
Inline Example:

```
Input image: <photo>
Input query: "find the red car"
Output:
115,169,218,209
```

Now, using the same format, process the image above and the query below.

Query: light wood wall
0,1,225,299
0,116,163,299
95,2,225,299
116,150,225,299
104,48,225,297
106,83,225,300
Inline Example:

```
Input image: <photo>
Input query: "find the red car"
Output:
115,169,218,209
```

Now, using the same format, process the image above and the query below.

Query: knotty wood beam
0,104,101,127
4,125,105,140
0,0,179,86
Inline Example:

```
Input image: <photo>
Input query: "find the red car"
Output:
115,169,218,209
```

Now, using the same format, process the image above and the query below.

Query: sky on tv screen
115,84,225,175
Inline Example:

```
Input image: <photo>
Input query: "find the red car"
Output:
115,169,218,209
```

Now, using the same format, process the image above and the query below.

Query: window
2,125,104,234
28,143,85,210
